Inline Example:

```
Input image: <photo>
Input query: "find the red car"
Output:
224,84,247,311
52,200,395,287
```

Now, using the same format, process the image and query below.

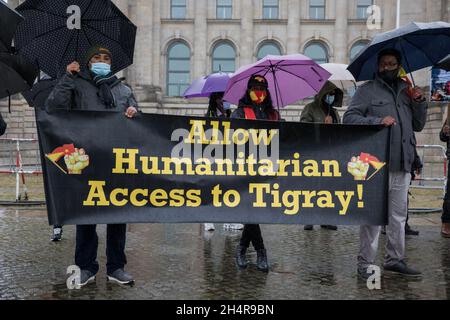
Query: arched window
257,42,282,60
304,42,329,64
350,40,369,62
167,42,190,97
212,42,236,73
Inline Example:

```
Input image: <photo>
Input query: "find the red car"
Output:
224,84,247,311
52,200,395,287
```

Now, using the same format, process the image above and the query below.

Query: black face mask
379,69,399,84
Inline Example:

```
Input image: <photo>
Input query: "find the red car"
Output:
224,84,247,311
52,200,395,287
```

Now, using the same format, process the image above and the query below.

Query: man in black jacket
439,120,450,238
0,112,6,136
46,45,138,287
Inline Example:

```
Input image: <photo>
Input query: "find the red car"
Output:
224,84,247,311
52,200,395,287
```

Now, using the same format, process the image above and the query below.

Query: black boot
236,245,248,269
256,249,269,272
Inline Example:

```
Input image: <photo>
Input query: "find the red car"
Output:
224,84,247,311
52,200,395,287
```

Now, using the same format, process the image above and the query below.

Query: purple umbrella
183,72,232,98
223,54,331,108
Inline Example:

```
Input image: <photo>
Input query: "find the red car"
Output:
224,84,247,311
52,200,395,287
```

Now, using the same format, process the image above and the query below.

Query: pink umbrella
223,54,331,108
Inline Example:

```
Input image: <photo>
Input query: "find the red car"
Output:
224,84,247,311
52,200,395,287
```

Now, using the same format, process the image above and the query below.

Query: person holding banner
343,48,427,278
300,81,343,231
231,74,281,272
46,45,138,286
203,92,243,233
0,112,6,136
439,118,450,238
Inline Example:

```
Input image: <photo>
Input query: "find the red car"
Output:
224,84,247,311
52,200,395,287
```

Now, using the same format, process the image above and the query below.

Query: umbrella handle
399,39,416,87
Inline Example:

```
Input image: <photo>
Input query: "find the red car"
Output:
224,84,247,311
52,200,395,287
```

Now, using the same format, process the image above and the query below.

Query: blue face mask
223,102,231,110
325,94,335,106
91,62,111,76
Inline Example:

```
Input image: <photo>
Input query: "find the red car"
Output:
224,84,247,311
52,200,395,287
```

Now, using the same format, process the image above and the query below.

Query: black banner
36,109,390,226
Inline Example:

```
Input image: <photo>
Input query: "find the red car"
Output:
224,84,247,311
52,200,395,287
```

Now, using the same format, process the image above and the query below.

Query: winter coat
231,95,280,121
300,81,342,124
46,71,138,112
0,112,6,136
343,75,428,173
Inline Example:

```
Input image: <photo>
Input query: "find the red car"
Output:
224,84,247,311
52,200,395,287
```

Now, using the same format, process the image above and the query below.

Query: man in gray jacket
46,45,138,286
343,48,427,278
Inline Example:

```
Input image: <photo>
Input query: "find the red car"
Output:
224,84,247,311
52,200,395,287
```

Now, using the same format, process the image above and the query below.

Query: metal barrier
409,144,447,213
0,138,44,204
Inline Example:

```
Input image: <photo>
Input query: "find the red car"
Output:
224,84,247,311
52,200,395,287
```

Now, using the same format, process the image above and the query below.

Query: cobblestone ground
0,207,449,300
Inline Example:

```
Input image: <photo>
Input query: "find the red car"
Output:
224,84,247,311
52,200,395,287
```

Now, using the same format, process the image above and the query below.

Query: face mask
249,90,267,104
223,102,231,110
324,94,335,106
379,69,399,83
91,62,111,76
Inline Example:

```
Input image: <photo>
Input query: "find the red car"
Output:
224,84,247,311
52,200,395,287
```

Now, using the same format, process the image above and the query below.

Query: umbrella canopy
436,54,450,71
0,0,24,53
22,77,57,109
348,21,450,82
15,0,137,78
223,54,331,108
0,52,38,99
320,63,356,90
183,72,232,99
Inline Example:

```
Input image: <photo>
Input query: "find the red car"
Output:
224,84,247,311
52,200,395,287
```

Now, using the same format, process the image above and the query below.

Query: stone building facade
1,0,449,167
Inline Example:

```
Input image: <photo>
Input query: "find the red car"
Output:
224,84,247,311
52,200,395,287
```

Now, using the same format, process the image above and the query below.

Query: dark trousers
443,161,450,223
239,224,265,250
75,224,127,275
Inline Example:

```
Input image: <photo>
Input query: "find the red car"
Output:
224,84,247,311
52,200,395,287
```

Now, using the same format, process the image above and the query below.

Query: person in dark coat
300,80,343,231
343,48,427,278
204,92,242,233
46,45,138,286
439,118,450,238
232,75,280,272
0,112,6,136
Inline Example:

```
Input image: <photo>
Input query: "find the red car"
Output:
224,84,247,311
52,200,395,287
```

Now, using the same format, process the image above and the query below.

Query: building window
167,42,190,97
171,0,186,19
350,40,369,62
309,0,325,20
357,0,373,19
304,42,329,64
263,0,279,19
257,42,282,60
212,42,236,73
217,0,232,19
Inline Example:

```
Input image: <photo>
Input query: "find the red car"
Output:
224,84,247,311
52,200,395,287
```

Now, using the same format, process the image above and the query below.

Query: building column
239,0,255,66
194,0,207,79
152,0,162,91
334,0,349,63
286,0,301,54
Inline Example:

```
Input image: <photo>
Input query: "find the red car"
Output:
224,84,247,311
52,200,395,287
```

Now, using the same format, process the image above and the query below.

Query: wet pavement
0,207,449,300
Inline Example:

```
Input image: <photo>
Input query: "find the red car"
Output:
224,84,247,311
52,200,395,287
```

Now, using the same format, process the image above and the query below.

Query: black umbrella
0,52,39,111
0,0,24,53
22,77,57,109
15,0,137,78
348,21,450,84
436,54,450,71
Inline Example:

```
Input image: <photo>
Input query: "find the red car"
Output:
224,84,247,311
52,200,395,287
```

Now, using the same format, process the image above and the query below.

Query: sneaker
51,227,62,241
442,223,450,238
204,223,215,231
79,270,96,287
224,223,244,230
107,269,135,285
405,223,419,236
384,261,422,277
357,267,372,281
304,225,313,231
321,225,338,231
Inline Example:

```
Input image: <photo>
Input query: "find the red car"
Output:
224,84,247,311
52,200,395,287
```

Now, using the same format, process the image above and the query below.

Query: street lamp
396,0,401,29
